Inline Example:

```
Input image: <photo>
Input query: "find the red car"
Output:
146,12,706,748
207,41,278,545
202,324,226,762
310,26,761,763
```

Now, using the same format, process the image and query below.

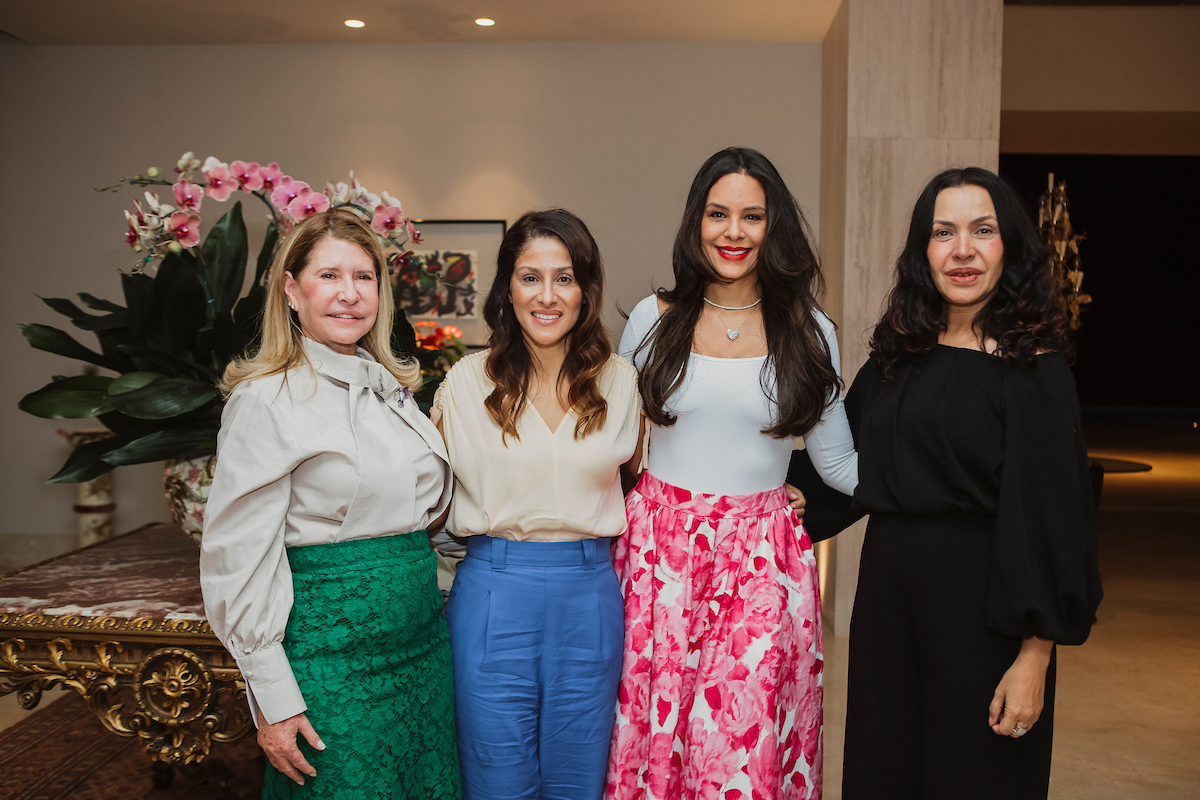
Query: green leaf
121,271,156,342
77,293,125,313
73,310,130,332
18,374,115,419
196,311,253,369
254,218,280,288
47,433,131,483
201,201,249,316
391,313,416,356
232,284,265,343
96,410,153,436
106,377,217,420
109,371,162,394
18,323,130,372
149,249,208,355
117,345,215,381
101,426,217,466
40,296,88,320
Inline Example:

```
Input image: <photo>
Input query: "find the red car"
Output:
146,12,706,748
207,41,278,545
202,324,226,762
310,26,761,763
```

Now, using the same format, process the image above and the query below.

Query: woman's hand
784,483,806,519
257,711,325,785
988,636,1053,738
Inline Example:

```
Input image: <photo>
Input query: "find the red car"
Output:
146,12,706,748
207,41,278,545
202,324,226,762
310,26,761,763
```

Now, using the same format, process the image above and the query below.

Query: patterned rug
0,692,264,799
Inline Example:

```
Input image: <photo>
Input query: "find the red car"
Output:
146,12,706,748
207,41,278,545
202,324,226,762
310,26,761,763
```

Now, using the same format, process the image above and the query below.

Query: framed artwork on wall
392,219,506,346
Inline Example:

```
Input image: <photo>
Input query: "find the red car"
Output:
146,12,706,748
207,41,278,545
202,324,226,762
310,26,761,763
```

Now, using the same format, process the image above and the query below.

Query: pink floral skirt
605,472,823,800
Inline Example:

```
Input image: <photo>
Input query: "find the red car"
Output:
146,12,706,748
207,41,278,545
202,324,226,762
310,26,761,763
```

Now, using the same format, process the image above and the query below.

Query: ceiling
0,0,846,45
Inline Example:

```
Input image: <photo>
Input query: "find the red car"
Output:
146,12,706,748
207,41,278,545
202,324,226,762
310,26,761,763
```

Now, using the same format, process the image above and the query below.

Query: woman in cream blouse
200,209,461,799
431,209,641,800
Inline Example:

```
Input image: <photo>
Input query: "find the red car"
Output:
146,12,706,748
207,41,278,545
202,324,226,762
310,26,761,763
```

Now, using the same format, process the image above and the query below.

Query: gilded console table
0,523,252,772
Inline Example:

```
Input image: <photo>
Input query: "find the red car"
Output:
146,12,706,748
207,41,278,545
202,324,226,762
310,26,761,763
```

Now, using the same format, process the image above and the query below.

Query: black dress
836,347,1103,799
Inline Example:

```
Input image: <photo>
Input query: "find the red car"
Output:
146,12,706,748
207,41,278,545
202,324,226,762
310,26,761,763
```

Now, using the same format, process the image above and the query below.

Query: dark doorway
999,154,1199,419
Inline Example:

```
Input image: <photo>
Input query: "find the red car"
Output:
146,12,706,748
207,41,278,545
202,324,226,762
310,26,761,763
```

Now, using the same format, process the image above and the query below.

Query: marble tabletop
0,524,204,620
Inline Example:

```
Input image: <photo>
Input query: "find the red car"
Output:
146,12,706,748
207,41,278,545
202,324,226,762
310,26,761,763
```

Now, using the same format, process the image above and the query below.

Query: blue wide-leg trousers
445,536,624,800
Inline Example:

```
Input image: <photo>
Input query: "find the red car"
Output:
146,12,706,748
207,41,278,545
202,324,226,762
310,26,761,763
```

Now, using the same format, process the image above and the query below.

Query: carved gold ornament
0,632,250,766
1037,173,1092,330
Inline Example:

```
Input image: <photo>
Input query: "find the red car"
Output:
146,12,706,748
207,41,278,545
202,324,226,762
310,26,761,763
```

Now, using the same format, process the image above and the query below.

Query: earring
288,301,296,311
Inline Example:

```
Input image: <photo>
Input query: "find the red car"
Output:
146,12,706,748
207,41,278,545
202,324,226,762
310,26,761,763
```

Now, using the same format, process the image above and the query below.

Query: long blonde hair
221,209,420,396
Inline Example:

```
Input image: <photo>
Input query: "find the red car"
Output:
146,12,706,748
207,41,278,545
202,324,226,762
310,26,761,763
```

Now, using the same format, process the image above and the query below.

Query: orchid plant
19,152,424,482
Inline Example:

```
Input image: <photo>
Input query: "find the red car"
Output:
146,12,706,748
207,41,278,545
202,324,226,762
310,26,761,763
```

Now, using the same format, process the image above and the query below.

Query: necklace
704,296,762,311
704,298,761,341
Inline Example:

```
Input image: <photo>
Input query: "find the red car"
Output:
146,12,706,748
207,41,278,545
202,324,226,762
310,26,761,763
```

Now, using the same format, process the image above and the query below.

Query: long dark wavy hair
634,147,838,438
871,167,1070,382
483,209,611,443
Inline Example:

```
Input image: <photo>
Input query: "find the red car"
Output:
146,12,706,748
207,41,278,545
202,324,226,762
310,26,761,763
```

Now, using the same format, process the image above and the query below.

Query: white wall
0,40,822,536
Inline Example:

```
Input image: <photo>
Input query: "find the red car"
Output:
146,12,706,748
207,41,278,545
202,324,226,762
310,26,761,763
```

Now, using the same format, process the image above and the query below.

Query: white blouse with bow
200,338,450,726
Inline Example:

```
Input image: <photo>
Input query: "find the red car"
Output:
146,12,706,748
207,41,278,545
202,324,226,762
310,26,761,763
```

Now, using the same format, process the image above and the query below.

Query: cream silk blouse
200,338,451,726
431,351,641,542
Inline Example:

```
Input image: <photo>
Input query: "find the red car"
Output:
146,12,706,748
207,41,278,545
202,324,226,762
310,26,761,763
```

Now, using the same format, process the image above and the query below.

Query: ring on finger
1012,724,1028,738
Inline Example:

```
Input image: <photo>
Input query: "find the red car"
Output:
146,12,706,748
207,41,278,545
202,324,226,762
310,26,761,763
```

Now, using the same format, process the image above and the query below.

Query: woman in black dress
837,167,1103,798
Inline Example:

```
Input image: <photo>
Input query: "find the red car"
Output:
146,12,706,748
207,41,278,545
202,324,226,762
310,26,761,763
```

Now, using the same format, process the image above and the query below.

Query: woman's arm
989,636,1054,737
802,312,859,495
257,711,325,785
620,413,648,495
200,382,308,727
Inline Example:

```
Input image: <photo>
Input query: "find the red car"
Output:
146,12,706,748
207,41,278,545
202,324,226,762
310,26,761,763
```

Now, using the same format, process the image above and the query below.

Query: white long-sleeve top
200,338,451,726
619,295,858,497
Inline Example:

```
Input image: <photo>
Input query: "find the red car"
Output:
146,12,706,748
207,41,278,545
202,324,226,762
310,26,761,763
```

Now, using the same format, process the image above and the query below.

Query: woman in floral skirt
607,148,858,800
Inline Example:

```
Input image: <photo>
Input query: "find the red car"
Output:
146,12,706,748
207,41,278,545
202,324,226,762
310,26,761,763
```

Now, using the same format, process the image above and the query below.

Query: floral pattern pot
164,455,217,544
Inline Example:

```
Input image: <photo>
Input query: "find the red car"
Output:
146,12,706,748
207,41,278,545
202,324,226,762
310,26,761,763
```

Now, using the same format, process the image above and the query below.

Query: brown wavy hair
870,167,1071,382
632,147,839,438
482,209,611,443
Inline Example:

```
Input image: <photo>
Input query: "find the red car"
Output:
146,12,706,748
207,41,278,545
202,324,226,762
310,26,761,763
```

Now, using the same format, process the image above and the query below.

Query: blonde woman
201,209,461,799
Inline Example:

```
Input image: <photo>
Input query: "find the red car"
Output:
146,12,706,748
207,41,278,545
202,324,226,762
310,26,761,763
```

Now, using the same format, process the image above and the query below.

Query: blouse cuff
237,644,307,726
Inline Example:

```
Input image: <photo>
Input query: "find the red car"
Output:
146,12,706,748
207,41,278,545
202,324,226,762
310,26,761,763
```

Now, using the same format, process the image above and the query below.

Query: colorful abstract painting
392,249,479,319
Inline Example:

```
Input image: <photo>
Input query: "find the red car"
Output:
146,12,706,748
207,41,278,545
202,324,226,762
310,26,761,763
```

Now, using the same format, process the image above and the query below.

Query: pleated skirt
605,472,824,800
263,531,462,800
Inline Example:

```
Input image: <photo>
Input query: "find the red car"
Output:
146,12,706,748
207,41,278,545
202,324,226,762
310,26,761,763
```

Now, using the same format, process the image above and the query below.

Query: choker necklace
704,297,761,341
704,296,762,311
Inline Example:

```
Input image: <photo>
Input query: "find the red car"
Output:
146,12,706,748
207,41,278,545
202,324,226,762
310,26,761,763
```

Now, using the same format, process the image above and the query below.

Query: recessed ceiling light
475,18,495,27
345,19,365,28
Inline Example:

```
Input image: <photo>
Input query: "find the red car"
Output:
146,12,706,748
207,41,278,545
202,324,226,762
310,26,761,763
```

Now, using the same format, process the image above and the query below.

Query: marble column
818,0,1003,635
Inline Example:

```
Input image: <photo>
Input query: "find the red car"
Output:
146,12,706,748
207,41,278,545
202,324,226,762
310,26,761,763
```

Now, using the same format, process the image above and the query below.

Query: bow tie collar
301,338,411,406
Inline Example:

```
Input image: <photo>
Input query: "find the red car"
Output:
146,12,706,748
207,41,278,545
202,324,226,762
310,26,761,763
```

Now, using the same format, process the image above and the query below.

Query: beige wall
1002,6,1200,113
1000,6,1200,155
0,40,823,536
819,0,1002,635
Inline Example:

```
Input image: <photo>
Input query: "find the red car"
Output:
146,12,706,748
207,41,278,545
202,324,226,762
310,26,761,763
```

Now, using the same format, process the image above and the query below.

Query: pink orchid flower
288,187,331,220
202,164,237,202
371,205,405,236
270,177,306,211
406,220,423,244
229,161,264,192
166,212,202,248
172,179,203,212
259,162,284,193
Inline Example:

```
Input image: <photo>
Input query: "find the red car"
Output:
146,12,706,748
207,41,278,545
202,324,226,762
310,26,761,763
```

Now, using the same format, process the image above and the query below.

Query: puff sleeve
987,355,1103,644
200,380,307,726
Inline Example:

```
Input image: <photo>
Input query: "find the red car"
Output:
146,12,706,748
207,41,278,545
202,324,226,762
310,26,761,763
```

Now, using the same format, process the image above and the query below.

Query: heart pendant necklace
704,296,762,341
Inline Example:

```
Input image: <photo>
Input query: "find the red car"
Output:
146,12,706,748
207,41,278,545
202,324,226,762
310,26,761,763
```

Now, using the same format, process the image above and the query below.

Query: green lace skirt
263,531,462,800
